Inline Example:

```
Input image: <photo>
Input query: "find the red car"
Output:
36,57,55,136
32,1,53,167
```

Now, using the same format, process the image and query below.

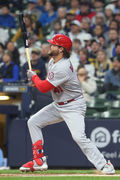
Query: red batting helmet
47,34,72,51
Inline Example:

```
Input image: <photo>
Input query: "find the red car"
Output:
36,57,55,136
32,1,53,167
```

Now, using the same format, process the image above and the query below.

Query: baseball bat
19,13,32,70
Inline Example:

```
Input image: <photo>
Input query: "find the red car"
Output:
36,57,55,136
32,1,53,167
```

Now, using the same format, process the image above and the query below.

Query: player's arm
27,70,55,93
32,75,55,93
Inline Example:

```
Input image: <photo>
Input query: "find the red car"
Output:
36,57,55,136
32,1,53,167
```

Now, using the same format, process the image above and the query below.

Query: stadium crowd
0,0,120,104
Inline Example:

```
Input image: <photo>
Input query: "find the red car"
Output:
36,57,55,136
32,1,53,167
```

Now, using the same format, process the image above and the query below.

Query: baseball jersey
47,58,83,102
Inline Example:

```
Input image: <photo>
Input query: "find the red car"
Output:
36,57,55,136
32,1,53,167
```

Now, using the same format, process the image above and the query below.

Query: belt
57,98,75,105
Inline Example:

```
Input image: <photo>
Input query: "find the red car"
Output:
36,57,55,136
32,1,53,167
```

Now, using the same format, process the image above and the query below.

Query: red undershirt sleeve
32,75,55,93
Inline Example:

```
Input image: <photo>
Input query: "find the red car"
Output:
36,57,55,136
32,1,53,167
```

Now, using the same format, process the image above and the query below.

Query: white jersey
47,57,84,102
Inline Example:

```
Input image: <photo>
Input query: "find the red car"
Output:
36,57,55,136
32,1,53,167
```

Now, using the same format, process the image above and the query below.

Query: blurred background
0,0,120,169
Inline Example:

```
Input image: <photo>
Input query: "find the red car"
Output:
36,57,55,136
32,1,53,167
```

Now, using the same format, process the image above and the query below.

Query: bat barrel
19,13,32,70
18,13,29,48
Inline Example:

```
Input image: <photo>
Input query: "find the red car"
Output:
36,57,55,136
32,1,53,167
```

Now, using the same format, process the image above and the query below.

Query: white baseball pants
28,97,106,170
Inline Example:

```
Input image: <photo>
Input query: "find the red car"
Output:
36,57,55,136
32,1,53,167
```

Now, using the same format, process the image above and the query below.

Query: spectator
36,0,45,14
109,19,119,30
40,43,50,70
92,0,105,13
0,51,19,83
81,18,92,34
32,20,44,41
39,0,57,26
21,48,46,81
12,14,32,43
6,41,20,66
24,0,42,20
40,43,50,63
93,25,105,41
92,12,109,33
68,20,82,41
76,1,96,22
0,5,16,28
104,56,120,91
68,20,90,47
11,14,43,44
69,0,80,15
79,48,95,77
95,49,112,81
113,42,120,57
55,7,67,30
114,0,120,14
64,10,76,33
77,64,97,102
105,4,115,25
47,20,65,40
70,39,81,71
0,43,4,62
40,43,50,69
114,11,120,24
107,28,119,59
83,33,92,51
89,40,100,65
98,36,107,50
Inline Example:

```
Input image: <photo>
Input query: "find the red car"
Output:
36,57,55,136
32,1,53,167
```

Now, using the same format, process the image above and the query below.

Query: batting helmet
47,34,72,51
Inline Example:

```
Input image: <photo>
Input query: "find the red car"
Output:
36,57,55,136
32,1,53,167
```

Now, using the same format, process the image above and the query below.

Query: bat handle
25,48,32,70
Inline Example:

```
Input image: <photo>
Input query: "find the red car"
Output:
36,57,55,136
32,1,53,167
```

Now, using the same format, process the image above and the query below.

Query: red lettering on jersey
48,72,54,80
70,62,73,72
53,86,63,94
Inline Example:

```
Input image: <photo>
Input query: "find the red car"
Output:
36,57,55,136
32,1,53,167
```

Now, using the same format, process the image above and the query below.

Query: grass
0,169,94,174
0,169,120,174
0,169,120,180
0,177,120,180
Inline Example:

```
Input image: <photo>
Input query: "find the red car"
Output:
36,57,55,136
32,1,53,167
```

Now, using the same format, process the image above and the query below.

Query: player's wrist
32,74,38,81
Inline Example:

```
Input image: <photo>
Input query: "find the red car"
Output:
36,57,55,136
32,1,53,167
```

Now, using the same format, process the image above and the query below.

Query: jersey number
53,86,63,94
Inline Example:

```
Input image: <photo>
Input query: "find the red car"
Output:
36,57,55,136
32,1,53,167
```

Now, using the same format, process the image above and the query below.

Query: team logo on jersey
53,86,63,94
48,72,54,80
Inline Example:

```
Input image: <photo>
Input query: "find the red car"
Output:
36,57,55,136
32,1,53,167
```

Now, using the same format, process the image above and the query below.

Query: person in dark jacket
104,56,120,90
21,48,46,82
6,41,20,66
0,51,19,83
0,5,16,28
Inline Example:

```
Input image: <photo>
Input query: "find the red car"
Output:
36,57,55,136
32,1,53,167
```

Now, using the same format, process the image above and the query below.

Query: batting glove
27,70,36,81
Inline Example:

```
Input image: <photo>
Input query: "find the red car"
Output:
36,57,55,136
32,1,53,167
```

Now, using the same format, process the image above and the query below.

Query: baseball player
20,34,115,174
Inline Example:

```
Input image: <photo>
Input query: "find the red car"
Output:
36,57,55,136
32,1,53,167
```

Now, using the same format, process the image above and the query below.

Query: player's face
48,44,61,57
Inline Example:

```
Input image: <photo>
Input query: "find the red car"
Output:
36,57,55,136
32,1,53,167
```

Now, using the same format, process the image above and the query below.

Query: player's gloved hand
27,70,36,81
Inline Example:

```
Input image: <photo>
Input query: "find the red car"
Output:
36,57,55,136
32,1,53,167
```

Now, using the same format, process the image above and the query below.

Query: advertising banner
86,119,120,168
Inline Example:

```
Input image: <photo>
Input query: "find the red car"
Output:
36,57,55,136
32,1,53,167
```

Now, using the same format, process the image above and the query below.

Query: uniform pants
28,98,106,170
